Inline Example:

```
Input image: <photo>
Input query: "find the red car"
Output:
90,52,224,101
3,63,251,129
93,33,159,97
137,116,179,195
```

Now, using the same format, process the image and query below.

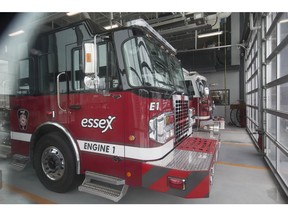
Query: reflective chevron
142,164,210,198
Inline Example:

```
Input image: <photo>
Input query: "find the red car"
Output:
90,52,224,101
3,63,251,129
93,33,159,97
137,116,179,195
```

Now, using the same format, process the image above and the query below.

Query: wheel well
30,124,75,168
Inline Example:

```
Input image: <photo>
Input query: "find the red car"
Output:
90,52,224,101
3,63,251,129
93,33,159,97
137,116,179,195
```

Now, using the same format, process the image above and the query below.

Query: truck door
68,41,125,178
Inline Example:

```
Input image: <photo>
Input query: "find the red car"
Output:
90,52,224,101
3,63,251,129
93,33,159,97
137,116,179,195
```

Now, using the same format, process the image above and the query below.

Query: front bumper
142,135,220,199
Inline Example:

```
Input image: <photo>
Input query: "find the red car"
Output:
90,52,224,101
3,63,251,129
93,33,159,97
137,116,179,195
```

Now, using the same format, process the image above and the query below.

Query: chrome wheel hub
41,146,65,180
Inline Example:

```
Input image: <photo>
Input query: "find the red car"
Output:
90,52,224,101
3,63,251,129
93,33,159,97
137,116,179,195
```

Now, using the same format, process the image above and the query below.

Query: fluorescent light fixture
67,12,80,16
198,31,223,38
279,19,288,24
9,30,25,37
104,24,119,30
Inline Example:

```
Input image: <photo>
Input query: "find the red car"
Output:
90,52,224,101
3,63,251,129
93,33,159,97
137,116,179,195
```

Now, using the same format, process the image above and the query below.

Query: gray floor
0,126,287,204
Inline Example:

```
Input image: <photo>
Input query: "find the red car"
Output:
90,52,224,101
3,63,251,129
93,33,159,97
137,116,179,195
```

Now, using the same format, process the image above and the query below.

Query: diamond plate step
78,171,128,202
9,154,30,171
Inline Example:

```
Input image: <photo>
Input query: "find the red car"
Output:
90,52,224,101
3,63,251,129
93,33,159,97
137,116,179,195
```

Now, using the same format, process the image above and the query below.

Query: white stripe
125,139,174,160
78,139,174,161
10,131,32,142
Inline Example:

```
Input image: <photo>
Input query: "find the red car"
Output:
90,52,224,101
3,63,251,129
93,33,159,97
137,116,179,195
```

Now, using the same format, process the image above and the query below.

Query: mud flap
142,136,219,199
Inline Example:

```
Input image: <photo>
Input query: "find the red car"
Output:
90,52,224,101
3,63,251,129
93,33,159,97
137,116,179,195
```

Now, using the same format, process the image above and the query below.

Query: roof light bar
198,31,223,38
126,19,177,54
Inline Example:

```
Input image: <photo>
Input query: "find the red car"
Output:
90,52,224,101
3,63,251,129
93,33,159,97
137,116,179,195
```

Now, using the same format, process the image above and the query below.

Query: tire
230,109,241,127
34,132,78,193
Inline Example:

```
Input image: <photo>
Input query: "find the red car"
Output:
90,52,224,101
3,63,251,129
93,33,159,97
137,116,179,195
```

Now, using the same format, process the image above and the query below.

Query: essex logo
17,109,29,130
81,116,116,133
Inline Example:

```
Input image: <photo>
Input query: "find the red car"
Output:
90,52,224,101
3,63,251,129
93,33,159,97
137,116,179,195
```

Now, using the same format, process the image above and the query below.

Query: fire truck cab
183,69,218,131
8,19,220,202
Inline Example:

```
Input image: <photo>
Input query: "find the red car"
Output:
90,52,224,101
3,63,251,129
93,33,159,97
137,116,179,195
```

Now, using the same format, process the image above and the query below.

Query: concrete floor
0,126,287,204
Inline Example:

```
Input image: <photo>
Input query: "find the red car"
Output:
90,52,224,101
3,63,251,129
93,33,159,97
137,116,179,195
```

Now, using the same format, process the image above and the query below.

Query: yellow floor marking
216,161,268,170
221,141,254,147
3,183,56,204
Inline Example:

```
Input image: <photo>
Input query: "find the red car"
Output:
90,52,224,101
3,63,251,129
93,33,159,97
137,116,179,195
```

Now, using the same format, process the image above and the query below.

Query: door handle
69,105,81,110
56,72,67,112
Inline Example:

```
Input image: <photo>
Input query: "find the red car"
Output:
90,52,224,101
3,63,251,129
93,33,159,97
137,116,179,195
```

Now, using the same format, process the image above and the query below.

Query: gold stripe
3,183,56,204
216,161,268,170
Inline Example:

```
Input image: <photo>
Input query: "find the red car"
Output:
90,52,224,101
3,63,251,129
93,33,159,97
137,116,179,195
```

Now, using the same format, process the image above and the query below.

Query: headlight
149,112,174,144
149,118,157,140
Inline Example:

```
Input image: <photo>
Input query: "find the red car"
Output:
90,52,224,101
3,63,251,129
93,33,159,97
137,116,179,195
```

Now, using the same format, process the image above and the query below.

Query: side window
39,53,57,94
185,80,195,96
18,58,34,95
97,42,119,90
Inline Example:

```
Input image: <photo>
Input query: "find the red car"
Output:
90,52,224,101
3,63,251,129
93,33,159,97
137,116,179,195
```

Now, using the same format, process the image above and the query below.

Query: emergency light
126,19,177,55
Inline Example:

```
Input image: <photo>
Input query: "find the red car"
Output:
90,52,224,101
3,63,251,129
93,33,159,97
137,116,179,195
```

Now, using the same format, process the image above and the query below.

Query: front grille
173,95,189,144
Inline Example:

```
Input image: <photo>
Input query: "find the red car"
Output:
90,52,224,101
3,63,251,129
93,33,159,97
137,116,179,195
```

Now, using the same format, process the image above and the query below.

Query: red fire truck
183,69,218,130
9,19,219,202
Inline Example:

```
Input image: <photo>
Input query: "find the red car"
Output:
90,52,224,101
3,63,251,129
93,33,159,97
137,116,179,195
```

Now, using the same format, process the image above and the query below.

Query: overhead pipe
177,43,248,53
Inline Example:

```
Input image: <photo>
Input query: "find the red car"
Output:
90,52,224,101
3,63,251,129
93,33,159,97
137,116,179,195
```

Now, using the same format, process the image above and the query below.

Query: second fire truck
183,69,221,131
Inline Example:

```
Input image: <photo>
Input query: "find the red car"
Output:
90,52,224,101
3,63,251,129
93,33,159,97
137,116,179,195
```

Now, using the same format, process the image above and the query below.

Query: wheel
34,132,79,193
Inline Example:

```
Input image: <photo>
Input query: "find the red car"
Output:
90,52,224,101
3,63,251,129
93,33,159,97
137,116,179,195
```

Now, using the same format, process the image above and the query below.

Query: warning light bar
126,19,177,55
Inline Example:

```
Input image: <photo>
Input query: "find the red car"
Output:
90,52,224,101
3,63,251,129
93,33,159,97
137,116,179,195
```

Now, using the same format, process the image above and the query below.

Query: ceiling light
198,31,223,38
67,12,80,16
279,19,288,24
104,24,119,30
8,30,25,37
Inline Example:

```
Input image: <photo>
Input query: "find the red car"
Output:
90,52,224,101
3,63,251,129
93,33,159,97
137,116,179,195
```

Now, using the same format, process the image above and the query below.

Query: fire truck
183,69,220,131
8,18,220,202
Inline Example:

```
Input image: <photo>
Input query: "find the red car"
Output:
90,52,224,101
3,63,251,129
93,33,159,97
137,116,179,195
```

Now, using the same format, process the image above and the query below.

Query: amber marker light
128,135,136,142
126,172,132,177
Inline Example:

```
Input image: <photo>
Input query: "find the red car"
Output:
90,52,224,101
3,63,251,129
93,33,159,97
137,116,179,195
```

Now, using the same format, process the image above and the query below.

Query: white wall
201,69,240,123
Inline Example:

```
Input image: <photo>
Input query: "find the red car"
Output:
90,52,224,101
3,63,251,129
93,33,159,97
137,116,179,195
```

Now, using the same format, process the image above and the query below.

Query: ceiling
1,12,247,73
5,12,233,53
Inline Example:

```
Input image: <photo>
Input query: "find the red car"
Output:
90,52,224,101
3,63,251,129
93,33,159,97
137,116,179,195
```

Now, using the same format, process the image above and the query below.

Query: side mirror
84,43,96,74
204,87,210,97
83,42,99,91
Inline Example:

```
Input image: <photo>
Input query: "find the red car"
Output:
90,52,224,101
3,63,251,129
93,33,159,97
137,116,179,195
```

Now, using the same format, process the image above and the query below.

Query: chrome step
84,171,125,185
0,144,11,159
9,154,30,171
78,171,128,202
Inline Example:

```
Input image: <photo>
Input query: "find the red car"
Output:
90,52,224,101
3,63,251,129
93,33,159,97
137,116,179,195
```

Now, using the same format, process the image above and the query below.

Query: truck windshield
122,36,186,93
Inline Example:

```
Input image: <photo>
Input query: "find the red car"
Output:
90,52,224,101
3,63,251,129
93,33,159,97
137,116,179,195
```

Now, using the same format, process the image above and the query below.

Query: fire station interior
0,11,288,208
